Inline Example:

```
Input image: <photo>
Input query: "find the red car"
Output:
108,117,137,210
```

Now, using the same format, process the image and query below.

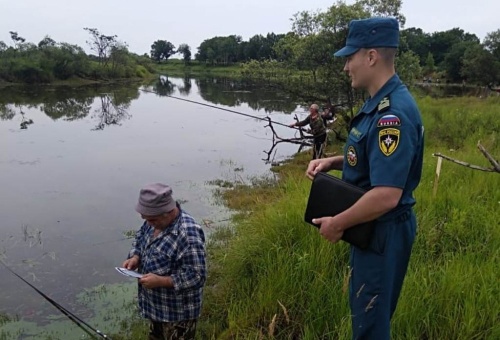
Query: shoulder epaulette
378,96,390,113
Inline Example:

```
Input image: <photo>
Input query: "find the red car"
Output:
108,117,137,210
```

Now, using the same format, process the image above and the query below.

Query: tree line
183,24,499,86
401,27,500,84
150,33,285,65
0,29,155,84
2,0,499,87
152,2,498,88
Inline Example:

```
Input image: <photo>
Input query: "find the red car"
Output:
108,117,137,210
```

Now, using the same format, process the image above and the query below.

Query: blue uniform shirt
342,74,424,218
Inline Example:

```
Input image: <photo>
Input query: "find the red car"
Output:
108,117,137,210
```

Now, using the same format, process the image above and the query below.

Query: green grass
154,59,242,78
100,95,499,339
196,95,500,339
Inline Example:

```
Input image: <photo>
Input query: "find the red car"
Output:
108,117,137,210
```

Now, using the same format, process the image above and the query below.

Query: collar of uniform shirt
360,74,401,114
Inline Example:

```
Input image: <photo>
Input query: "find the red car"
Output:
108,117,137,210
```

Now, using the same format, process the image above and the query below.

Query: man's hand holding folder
304,171,375,249
312,216,345,244
304,153,404,249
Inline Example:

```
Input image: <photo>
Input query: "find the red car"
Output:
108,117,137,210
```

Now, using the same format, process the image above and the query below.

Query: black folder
304,172,374,249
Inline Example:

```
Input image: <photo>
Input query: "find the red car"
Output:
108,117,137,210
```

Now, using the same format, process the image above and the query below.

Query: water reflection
92,93,132,130
0,103,16,120
196,77,298,113
178,77,192,96
0,77,301,130
0,84,140,130
41,97,92,121
154,76,176,97
0,78,303,332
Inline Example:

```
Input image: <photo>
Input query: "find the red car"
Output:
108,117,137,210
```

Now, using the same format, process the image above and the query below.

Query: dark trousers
313,133,327,159
349,210,416,340
149,319,197,340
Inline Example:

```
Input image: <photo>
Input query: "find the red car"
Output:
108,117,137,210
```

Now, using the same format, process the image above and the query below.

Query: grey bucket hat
135,183,176,216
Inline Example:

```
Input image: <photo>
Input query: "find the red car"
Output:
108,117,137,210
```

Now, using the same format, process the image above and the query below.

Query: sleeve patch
377,114,401,127
379,128,400,156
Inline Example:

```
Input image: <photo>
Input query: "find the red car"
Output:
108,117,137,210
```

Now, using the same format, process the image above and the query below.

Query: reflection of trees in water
178,77,192,96
0,104,17,120
0,104,35,129
151,78,176,97
196,77,298,114
0,84,140,129
41,98,93,121
92,93,131,130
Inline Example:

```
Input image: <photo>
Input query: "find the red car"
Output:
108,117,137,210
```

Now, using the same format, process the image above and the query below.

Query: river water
0,77,308,339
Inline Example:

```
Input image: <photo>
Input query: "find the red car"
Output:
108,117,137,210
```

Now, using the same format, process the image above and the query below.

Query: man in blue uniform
306,17,424,339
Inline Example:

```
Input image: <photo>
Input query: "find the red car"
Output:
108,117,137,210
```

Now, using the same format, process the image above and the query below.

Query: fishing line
140,87,298,129
0,259,111,339
140,86,349,130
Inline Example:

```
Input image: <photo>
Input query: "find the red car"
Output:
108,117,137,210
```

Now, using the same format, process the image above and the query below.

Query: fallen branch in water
263,117,312,163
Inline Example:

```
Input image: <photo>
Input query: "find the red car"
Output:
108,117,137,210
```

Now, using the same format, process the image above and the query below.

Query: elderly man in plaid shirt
123,183,206,340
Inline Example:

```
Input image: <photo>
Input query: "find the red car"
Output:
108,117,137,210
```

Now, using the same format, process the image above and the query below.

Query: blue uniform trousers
349,210,416,340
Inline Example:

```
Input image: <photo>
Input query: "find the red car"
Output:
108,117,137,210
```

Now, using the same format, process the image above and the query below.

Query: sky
0,0,498,56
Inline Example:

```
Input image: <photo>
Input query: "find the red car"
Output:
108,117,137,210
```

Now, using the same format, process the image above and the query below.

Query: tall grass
198,95,500,339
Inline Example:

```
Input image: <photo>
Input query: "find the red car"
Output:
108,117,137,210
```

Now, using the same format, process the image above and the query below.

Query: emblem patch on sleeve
377,114,401,127
379,128,400,156
347,146,358,166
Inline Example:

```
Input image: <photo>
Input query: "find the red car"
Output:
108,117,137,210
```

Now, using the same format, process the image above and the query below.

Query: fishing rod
140,87,318,129
140,87,297,128
0,259,111,339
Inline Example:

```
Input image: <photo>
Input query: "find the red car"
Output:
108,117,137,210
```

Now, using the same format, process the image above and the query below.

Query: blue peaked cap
334,17,399,57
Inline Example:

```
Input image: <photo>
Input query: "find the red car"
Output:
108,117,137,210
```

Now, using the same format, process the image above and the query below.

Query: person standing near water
306,17,424,339
290,103,327,159
123,183,206,340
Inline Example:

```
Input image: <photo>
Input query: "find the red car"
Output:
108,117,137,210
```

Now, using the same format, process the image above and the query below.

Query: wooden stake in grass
433,156,443,198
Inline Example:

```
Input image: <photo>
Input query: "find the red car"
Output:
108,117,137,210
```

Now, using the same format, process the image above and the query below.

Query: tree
240,0,417,140
83,27,118,65
177,44,191,64
110,43,132,76
0,41,7,52
359,0,406,26
443,41,479,82
196,36,242,64
9,31,25,48
424,52,435,75
400,27,430,63
396,50,422,84
38,36,56,49
484,29,500,60
461,44,500,85
429,28,479,66
150,40,176,62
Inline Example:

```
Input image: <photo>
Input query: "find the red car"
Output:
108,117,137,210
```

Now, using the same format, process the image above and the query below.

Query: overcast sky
0,0,498,56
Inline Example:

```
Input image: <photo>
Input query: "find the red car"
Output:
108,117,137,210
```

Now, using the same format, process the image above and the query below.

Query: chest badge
347,146,358,166
379,128,400,156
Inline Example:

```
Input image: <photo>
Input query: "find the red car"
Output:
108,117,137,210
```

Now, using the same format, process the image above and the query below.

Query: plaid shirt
128,206,206,322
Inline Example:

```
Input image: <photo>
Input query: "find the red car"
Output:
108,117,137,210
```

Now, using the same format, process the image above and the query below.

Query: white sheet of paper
115,267,143,278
